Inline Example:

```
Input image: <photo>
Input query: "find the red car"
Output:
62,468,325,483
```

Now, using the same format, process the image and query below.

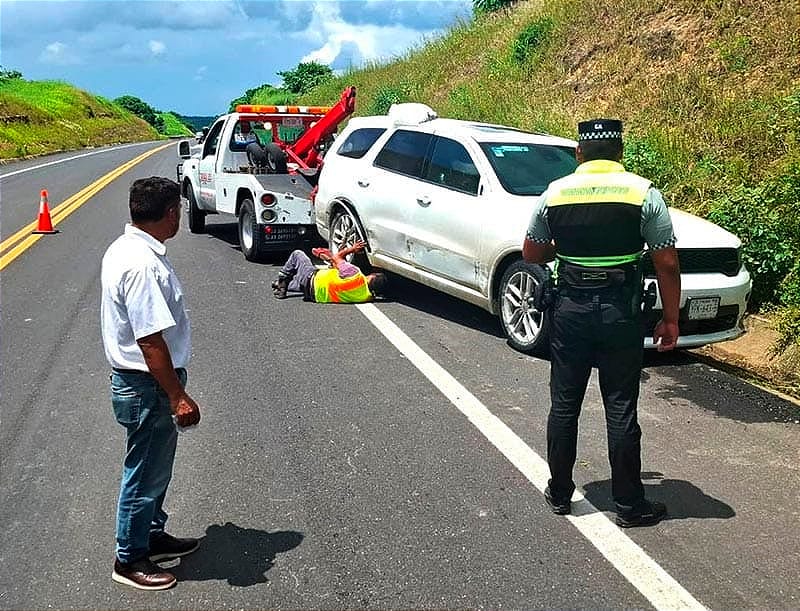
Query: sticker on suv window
490,145,530,157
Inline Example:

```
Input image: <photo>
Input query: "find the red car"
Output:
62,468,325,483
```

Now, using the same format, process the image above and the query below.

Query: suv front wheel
498,260,550,355
329,208,369,269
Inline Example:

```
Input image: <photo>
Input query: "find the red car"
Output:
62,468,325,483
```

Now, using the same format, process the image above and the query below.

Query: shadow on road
582,471,735,521
202,221,291,265
383,274,504,339
170,522,303,586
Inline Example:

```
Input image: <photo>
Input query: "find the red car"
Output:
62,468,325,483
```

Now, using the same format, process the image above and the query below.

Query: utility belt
303,269,317,301
556,260,641,291
549,260,646,318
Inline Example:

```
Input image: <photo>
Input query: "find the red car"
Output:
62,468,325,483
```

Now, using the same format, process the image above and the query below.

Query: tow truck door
197,118,225,209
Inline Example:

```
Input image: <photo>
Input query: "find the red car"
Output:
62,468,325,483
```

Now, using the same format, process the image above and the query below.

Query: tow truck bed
252,172,314,200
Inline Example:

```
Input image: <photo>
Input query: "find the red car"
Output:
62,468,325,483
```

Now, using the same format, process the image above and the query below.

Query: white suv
315,103,752,353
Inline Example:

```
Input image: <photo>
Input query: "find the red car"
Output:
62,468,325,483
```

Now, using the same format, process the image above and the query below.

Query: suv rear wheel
498,260,550,355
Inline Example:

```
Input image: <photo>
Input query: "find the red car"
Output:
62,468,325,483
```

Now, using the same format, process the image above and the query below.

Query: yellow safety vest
547,160,651,267
313,268,372,303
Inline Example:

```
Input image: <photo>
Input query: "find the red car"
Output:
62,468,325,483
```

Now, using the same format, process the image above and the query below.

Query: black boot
273,277,288,299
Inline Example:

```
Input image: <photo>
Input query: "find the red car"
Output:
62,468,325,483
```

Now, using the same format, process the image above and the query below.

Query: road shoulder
693,314,800,405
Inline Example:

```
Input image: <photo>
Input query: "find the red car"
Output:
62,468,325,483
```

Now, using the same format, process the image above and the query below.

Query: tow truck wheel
497,260,550,356
186,184,205,234
264,143,288,174
238,198,264,262
329,208,369,269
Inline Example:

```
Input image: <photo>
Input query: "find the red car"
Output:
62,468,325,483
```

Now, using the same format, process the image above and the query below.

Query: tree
473,0,516,14
114,95,158,127
0,65,23,81
277,62,334,95
228,83,296,112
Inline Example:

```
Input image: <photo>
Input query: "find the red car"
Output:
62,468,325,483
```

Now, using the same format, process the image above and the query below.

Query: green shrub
712,35,753,73
370,85,408,115
447,85,475,118
623,134,674,189
707,167,800,309
772,306,800,353
512,17,555,64
779,260,800,307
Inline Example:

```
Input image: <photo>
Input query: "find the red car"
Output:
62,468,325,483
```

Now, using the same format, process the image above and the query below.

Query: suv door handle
357,179,370,188
417,196,431,207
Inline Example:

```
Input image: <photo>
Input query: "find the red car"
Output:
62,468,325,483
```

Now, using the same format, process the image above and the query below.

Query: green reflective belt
556,252,642,267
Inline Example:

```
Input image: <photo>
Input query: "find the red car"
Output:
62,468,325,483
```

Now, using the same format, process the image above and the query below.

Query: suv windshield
479,143,577,195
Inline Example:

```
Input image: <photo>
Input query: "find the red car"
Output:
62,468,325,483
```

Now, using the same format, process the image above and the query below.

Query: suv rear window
423,136,480,195
480,143,577,195
374,130,434,178
336,127,386,159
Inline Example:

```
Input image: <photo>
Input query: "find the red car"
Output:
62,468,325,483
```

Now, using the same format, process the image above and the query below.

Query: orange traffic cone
32,189,58,234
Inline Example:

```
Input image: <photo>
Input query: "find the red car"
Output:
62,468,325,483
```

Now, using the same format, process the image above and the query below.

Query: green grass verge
0,79,159,159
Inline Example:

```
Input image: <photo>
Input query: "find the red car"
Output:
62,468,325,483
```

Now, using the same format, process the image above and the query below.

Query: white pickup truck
176,89,356,261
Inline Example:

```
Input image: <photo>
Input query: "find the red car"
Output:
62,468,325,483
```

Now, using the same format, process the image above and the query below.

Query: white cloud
38,41,81,66
3,0,471,115
149,40,166,56
298,2,433,66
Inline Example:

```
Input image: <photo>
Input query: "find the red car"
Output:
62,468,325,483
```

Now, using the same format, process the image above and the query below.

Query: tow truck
176,86,356,261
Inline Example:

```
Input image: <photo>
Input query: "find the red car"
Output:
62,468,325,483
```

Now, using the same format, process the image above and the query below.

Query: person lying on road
272,241,387,303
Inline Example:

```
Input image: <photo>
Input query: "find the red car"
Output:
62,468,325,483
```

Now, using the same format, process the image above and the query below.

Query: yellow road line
0,143,172,271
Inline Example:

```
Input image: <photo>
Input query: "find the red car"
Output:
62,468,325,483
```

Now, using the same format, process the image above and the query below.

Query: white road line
0,142,153,179
357,302,707,611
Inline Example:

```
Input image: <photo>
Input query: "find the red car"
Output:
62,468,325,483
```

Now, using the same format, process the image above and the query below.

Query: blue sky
0,0,472,115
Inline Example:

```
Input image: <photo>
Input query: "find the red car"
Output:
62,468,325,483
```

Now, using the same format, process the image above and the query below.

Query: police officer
522,118,681,527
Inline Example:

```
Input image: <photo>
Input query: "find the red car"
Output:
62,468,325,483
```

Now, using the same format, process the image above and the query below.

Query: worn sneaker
112,558,176,590
272,277,289,299
616,500,667,528
544,486,571,515
149,532,200,561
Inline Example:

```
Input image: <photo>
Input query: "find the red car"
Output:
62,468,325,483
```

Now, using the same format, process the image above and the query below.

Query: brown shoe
112,558,176,590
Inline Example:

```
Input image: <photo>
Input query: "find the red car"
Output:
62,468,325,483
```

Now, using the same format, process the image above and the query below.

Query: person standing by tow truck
522,118,681,527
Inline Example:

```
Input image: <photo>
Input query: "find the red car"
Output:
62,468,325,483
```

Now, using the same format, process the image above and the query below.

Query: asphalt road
1,144,798,610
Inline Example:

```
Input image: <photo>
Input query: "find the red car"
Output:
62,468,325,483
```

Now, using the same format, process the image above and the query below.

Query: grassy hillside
0,79,158,159
301,0,800,351
156,111,193,138
175,114,217,132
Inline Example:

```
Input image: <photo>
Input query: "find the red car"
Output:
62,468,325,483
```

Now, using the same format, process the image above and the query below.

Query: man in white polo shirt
101,176,201,590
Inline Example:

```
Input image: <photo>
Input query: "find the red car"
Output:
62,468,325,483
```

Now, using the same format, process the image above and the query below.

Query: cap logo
594,123,603,130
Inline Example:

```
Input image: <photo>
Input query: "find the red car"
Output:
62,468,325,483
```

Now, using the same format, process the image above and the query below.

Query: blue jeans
110,368,186,563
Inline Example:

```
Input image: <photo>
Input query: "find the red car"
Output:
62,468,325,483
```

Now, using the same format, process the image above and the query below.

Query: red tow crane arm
285,86,357,169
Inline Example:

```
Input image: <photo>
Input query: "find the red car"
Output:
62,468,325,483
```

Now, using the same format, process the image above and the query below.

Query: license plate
282,117,303,127
687,297,720,320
